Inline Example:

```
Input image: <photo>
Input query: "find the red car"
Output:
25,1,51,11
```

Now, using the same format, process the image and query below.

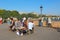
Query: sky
0,0,60,15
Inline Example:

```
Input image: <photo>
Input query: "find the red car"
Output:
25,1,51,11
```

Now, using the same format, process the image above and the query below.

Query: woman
9,18,15,31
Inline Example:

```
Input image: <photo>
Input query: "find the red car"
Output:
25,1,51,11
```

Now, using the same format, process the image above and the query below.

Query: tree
27,13,38,18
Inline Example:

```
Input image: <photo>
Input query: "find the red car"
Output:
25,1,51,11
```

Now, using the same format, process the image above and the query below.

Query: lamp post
40,6,43,18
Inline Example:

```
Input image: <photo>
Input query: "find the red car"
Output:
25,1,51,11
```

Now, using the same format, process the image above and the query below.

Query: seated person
27,20,34,34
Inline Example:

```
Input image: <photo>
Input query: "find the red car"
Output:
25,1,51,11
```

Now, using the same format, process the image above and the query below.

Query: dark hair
10,18,13,20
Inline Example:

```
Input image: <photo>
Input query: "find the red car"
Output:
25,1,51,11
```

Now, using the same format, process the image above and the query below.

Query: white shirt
22,17,26,22
48,18,51,23
15,21,18,27
41,17,44,22
28,22,34,30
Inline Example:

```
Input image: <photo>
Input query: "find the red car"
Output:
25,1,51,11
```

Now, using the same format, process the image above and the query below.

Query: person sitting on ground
28,20,34,34
16,19,27,36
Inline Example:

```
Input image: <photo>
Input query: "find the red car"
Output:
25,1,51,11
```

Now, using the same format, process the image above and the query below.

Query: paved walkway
0,23,60,40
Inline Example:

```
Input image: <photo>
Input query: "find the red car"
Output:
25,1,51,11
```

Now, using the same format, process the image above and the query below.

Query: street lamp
40,6,43,17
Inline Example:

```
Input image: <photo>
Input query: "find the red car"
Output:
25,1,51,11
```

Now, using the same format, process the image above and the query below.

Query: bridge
0,23,60,40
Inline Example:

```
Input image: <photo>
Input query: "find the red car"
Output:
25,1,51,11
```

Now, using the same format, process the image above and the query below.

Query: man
22,17,26,26
47,17,52,27
28,20,34,34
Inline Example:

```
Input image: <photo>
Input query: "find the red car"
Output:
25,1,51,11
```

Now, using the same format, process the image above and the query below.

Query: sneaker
21,33,23,36
16,32,20,36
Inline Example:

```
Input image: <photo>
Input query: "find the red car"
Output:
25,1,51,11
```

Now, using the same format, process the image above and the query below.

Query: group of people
7,17,34,36
1,16,52,36
39,17,52,27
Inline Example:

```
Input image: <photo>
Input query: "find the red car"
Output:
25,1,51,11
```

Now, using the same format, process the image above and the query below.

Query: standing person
9,18,15,31
27,17,31,22
15,19,18,29
41,17,44,27
39,17,43,27
22,17,26,27
7,18,11,25
24,20,28,29
39,19,42,26
0,17,2,24
47,17,52,27
28,20,34,34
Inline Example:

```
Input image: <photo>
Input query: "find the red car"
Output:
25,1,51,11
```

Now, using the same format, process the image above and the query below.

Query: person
15,19,27,36
39,17,44,27
15,19,21,35
24,20,28,29
0,17,2,24
7,18,11,25
39,19,42,26
28,20,34,34
9,18,15,31
47,17,52,27
27,17,31,22
41,17,44,26
22,17,26,26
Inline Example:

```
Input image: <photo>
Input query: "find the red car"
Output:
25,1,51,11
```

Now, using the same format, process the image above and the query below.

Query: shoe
16,32,20,36
21,33,23,36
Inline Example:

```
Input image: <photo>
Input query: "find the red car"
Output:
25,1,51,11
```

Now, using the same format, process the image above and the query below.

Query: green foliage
0,10,20,19
0,9,45,19
27,13,38,18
